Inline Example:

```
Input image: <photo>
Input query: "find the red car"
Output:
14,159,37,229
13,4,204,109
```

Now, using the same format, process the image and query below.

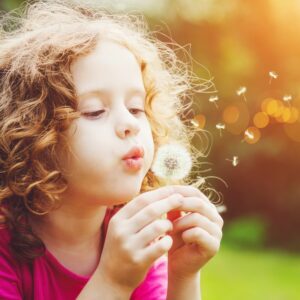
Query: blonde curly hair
0,0,214,263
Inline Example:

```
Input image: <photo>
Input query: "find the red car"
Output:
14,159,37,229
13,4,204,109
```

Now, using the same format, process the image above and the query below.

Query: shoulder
0,225,13,256
0,225,25,299
0,225,21,272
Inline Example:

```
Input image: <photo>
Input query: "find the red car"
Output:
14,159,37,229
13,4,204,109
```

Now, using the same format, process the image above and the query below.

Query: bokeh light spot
261,98,274,113
281,107,292,122
286,107,299,123
225,102,250,135
273,101,284,118
253,112,269,128
266,99,279,116
284,123,300,142
193,114,206,129
223,105,240,124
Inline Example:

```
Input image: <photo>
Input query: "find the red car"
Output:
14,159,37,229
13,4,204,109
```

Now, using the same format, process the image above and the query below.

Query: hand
96,186,184,292
166,185,224,279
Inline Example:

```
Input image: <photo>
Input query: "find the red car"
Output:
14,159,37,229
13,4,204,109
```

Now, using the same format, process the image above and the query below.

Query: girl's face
60,39,154,206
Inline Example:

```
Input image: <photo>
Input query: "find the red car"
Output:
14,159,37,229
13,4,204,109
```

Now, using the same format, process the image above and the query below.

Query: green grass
200,243,300,300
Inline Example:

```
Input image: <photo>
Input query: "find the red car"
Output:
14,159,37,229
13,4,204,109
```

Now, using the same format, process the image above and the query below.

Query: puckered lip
122,146,144,160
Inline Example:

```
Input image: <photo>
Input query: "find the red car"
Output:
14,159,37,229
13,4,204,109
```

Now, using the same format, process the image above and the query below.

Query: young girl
0,1,224,299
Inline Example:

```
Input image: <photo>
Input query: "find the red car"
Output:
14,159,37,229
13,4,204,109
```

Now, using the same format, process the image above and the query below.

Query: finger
132,219,173,248
115,184,206,220
172,213,223,239
140,235,173,266
181,227,221,255
178,196,224,227
128,194,183,233
171,185,213,206
115,185,176,219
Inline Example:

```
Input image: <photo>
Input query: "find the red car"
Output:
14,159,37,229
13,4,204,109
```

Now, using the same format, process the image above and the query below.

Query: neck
28,195,108,253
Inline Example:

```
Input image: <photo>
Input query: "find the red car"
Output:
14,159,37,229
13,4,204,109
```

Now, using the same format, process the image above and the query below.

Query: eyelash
82,108,145,119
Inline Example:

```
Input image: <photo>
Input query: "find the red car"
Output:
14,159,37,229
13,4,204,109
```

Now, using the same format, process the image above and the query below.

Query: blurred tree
0,0,24,11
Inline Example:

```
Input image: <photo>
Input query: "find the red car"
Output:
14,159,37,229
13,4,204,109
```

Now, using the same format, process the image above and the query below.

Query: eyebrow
77,89,146,102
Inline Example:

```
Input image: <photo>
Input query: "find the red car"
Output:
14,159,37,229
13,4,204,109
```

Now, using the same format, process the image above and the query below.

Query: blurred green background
1,0,299,299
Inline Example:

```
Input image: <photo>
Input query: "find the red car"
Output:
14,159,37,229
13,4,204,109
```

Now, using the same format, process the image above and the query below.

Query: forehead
70,39,145,98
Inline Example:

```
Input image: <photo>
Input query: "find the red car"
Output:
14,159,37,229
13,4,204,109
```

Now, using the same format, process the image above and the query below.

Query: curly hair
0,0,214,264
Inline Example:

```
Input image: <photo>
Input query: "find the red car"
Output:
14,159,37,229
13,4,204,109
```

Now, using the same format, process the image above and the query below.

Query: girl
0,1,224,299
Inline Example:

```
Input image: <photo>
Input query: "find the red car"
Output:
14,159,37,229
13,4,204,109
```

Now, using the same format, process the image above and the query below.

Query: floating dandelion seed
226,156,239,167
216,123,225,129
190,119,199,128
236,86,247,96
269,71,278,84
245,129,254,140
216,123,226,136
283,94,292,106
241,129,255,143
151,143,192,180
209,95,219,108
236,86,247,102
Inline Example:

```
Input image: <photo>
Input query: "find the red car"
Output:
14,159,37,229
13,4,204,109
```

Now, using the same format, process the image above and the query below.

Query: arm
76,267,133,300
167,271,201,300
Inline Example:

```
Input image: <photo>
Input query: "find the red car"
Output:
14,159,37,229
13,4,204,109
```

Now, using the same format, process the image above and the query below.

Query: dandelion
209,95,219,108
226,156,239,167
216,123,226,136
269,71,278,84
151,143,192,180
236,86,247,102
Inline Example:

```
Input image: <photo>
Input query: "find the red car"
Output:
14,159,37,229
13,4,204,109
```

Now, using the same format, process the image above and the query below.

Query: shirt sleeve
0,238,23,300
130,255,168,300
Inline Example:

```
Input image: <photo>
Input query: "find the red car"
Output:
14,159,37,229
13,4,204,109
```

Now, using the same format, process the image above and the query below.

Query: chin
108,187,141,205
93,186,141,206
114,191,139,204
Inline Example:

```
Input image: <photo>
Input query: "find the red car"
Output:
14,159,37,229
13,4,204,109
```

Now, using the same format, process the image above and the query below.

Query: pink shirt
0,208,168,300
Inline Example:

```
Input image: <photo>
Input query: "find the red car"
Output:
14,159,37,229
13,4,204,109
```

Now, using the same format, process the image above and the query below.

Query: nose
115,108,140,139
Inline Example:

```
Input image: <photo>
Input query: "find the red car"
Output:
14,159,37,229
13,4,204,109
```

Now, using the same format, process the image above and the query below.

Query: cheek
143,124,155,166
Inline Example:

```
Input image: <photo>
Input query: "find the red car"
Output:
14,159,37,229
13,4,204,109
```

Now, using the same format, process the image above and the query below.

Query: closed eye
81,110,105,118
129,108,145,115
81,108,145,119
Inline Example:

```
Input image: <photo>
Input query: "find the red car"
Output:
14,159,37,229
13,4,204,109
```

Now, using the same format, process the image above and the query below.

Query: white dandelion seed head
151,143,192,180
